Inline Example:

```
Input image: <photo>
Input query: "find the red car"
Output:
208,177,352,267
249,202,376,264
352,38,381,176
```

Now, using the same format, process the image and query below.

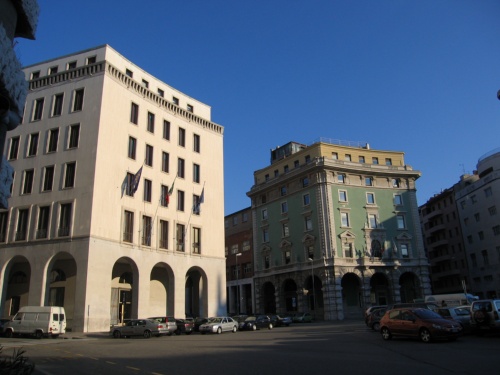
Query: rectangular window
176,223,185,251
369,214,377,228
282,222,289,237
397,214,406,229
339,190,347,202
173,97,179,105
143,179,152,202
280,186,287,196
9,136,20,160
64,162,76,188
359,156,365,163
145,144,153,167
344,243,353,258
160,185,169,207
367,193,375,204
372,157,379,165
488,206,497,216
128,137,137,159
33,98,44,120
178,127,186,147
163,120,170,140
400,244,409,258
147,112,155,133
159,220,168,249
47,129,59,153
345,154,351,161
365,177,373,186
142,79,149,88
162,152,169,173
142,215,152,246
484,187,493,197
178,158,185,178
192,227,201,254
187,104,194,113
31,71,40,79
67,61,77,70
86,56,96,65
193,194,201,215
73,88,84,111
294,160,299,168
52,93,64,116
0,212,8,242
157,88,164,97
385,158,392,166
305,216,313,231
262,208,268,220
177,190,185,211
68,124,80,148
262,228,269,242
43,166,54,191
193,134,200,153
193,164,200,183
338,174,345,183
23,169,34,194
130,103,139,124
36,206,50,239
392,178,400,187
303,194,310,206
28,133,39,156
394,194,402,205
15,209,29,241
123,211,134,243
242,240,250,252
49,66,58,75
125,172,134,197
58,203,72,237
264,255,270,269
341,212,350,227
281,201,288,214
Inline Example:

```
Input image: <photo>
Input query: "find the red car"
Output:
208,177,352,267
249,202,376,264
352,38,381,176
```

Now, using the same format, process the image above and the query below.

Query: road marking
126,366,141,371
106,361,116,365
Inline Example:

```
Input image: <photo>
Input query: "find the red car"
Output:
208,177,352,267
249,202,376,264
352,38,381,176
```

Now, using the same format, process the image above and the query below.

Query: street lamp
236,253,242,314
308,257,315,320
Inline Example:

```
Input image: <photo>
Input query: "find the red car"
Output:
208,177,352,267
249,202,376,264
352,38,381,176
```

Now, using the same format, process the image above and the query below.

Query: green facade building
247,139,431,320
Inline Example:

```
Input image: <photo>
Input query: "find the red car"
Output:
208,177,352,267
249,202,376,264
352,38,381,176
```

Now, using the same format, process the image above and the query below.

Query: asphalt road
1,321,499,375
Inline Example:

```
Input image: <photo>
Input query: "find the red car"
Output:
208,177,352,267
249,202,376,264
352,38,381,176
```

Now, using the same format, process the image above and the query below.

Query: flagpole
184,181,205,250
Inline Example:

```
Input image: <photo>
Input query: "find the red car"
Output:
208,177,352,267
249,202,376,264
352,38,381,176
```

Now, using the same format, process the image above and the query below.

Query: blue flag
130,166,142,194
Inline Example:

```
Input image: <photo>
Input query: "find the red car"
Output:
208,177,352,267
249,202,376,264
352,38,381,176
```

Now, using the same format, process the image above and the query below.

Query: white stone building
0,45,226,332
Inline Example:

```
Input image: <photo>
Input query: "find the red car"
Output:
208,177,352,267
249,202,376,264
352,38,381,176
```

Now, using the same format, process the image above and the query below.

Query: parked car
270,315,292,327
366,308,386,331
148,316,177,335
111,319,166,338
293,312,313,323
0,318,11,336
380,308,462,343
193,317,209,332
199,317,238,334
470,299,500,333
175,318,194,335
239,315,273,331
364,305,387,321
435,306,472,333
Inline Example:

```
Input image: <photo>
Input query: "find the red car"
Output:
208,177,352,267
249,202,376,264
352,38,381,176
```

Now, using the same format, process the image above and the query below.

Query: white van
3,306,66,339
425,293,478,307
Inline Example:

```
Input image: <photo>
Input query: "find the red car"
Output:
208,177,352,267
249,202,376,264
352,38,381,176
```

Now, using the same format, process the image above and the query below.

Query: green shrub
0,346,35,374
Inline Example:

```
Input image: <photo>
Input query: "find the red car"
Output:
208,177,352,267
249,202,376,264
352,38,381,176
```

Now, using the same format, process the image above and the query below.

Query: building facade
454,148,500,299
247,139,431,319
0,45,226,332
419,188,469,295
225,207,254,315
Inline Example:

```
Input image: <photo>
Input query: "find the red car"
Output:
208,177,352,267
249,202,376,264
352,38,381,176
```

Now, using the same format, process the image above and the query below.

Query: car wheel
5,329,13,338
419,328,431,343
252,325,257,331
175,329,181,335
201,332,206,335
35,330,43,339
186,331,192,335
372,322,380,331
268,323,273,330
113,330,121,339
232,326,237,333
381,327,392,340
217,327,222,334
143,330,152,339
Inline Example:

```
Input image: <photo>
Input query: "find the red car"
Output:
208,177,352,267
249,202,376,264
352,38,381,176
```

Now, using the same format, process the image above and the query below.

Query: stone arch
399,272,422,303
281,278,298,313
341,272,362,319
111,257,139,325
261,281,276,314
185,266,208,318
1,255,31,318
369,272,391,306
150,262,175,316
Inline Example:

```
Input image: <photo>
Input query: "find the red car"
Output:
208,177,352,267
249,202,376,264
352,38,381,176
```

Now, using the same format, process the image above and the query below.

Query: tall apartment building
454,148,500,299
419,188,469,294
0,45,225,332
225,207,254,315
247,139,431,319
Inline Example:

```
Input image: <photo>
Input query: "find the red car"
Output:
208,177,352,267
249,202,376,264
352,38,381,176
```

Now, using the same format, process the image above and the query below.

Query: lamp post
236,253,242,314
308,257,315,320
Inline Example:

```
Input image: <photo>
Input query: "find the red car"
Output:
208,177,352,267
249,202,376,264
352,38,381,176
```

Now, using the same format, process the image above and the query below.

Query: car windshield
209,318,222,323
413,309,442,319
244,317,256,322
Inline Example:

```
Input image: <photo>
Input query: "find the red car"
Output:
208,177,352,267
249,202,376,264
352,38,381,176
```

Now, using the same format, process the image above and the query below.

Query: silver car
199,317,238,334
110,319,165,338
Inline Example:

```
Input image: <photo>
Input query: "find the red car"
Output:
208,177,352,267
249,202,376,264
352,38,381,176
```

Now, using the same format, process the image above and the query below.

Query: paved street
1,321,499,375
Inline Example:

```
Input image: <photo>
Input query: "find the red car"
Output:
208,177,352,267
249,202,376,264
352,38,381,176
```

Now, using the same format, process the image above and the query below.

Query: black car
175,319,194,335
270,315,292,327
238,315,273,331
193,317,209,332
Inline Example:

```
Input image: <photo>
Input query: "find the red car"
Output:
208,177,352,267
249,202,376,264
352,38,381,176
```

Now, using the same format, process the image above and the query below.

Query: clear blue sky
16,0,500,215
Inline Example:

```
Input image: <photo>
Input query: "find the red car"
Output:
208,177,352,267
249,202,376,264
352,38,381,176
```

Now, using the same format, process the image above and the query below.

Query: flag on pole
193,187,204,214
166,179,176,205
129,166,142,194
